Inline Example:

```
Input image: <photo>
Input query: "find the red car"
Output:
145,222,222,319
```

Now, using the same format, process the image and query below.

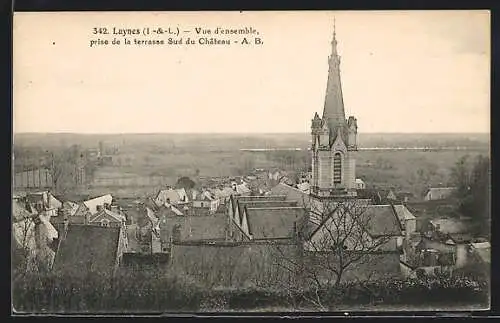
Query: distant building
212,187,234,205
12,198,59,271
89,206,127,228
296,182,311,194
13,168,54,189
155,188,189,206
424,187,456,201
428,217,470,235
191,191,220,216
25,191,62,217
355,178,366,190
83,194,113,215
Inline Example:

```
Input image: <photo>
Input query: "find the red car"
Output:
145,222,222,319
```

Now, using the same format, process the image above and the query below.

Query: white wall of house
456,244,469,268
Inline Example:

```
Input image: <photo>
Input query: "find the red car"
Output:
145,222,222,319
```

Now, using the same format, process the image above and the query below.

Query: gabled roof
392,204,416,222
156,188,189,205
308,203,403,241
160,204,184,216
245,207,304,240
62,201,81,217
90,208,125,223
363,205,403,237
83,194,113,215
195,190,217,201
268,183,311,208
53,225,122,276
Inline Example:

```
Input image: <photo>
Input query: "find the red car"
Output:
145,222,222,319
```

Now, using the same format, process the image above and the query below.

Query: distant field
13,133,490,199
13,132,490,150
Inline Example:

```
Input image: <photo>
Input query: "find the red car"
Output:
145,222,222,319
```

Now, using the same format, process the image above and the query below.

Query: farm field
13,133,490,199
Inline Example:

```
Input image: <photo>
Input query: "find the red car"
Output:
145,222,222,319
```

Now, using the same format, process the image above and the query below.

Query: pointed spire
322,19,346,134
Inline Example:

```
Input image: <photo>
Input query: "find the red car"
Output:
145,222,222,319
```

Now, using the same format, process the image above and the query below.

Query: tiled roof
392,204,416,221
62,201,80,216
237,200,298,209
53,225,121,276
363,205,403,237
161,214,227,242
245,207,304,240
83,194,113,215
268,183,310,207
237,195,287,202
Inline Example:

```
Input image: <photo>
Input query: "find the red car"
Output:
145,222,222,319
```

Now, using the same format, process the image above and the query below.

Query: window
102,219,109,227
333,153,342,184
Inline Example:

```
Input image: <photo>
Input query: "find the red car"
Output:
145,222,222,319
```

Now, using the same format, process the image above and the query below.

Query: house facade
424,187,456,201
191,191,220,215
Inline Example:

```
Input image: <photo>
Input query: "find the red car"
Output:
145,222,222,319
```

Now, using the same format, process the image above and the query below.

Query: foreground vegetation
12,268,489,313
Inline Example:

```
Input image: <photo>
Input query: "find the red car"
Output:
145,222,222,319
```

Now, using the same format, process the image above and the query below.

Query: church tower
311,22,358,199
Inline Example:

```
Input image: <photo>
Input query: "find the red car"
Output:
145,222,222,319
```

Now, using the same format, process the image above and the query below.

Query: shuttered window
333,153,342,184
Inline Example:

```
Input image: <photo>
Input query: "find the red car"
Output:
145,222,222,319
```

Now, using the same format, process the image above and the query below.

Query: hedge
12,270,489,313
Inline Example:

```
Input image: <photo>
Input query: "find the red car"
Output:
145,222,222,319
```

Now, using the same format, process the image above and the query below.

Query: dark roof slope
268,183,310,207
362,205,402,237
162,214,228,242
246,207,304,240
237,195,287,202
53,225,121,277
237,200,299,209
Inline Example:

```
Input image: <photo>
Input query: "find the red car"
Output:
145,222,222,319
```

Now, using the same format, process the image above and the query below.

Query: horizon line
13,131,491,135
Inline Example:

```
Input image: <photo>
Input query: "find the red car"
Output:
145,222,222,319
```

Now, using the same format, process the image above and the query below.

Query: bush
12,271,488,313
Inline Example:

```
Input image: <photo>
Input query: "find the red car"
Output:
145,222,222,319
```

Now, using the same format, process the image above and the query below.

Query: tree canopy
450,155,490,237
176,176,196,190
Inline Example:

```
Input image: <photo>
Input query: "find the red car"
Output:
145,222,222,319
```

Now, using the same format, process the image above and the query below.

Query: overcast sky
13,11,490,134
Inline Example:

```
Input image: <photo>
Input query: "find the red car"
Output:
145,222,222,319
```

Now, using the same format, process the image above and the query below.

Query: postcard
12,10,490,314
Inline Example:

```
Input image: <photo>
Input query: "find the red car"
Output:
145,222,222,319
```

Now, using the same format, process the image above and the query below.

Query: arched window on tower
333,152,342,184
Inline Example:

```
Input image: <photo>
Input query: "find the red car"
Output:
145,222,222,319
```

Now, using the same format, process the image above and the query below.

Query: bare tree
268,197,394,310
49,149,77,195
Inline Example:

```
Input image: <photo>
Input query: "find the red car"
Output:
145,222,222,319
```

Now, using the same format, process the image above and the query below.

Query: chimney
96,205,103,212
111,205,119,213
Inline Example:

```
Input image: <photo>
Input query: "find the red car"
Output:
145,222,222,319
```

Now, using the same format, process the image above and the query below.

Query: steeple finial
333,16,336,37
322,18,346,136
